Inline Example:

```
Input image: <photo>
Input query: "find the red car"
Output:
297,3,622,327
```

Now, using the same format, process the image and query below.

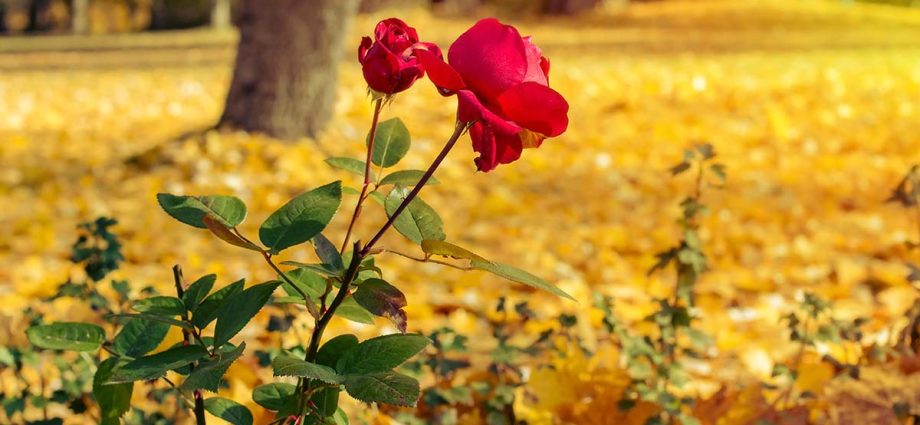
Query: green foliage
214,281,281,347
354,278,408,332
312,234,345,272
611,144,725,424
379,170,439,186
252,383,297,411
71,217,124,281
132,296,186,316
157,193,247,229
325,157,376,180
204,397,253,425
93,358,133,423
334,297,376,324
385,187,446,243
181,343,246,392
27,81,581,423
335,334,429,374
191,279,245,329
259,182,343,253
272,356,342,384
316,335,360,368
182,274,217,312
26,322,106,352
343,372,420,407
106,312,193,330
421,240,486,261
471,259,575,301
107,345,209,383
112,317,170,358
368,118,411,168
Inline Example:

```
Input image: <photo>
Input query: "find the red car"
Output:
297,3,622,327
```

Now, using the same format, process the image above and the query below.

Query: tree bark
72,0,89,34
220,0,359,140
210,0,231,29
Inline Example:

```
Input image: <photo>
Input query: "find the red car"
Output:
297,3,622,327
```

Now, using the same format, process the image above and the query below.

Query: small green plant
770,292,868,409
396,297,569,425
609,143,724,425
889,164,920,354
2,218,132,424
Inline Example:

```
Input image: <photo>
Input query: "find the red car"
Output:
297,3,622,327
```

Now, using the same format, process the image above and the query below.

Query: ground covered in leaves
1,0,920,424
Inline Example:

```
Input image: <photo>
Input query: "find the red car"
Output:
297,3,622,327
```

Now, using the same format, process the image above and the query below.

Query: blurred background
1,0,920,424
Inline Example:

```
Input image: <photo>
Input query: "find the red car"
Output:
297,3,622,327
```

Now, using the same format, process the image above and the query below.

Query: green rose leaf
271,356,342,384
311,388,340,418
385,187,445,244
335,297,374,324
204,397,253,425
156,194,246,229
27,322,105,352
280,268,325,299
112,317,170,358
202,215,263,252
353,279,408,333
470,259,575,301
368,118,411,168
107,345,208,383
191,279,245,329
252,383,296,411
343,371,420,407
325,157,375,180
378,170,438,187
181,343,245,393
312,233,344,272
420,240,486,262
213,280,281,347
182,274,217,312
132,296,186,316
259,181,342,254
93,358,132,423
336,333,429,375
105,313,192,330
316,335,359,368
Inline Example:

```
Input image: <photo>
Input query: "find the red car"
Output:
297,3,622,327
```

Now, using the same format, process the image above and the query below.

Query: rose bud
358,18,440,96
416,18,569,172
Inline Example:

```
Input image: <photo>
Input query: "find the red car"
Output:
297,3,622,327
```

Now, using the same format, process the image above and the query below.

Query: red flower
359,18,441,95
417,18,569,172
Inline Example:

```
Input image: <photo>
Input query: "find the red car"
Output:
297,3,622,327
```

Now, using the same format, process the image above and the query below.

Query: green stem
305,242,363,362
262,251,320,319
360,120,466,257
172,265,207,425
341,98,384,254
293,120,467,413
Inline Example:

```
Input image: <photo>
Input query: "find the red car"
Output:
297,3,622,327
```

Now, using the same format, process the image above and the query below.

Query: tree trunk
220,0,359,140
72,0,89,34
543,0,601,14
210,0,230,29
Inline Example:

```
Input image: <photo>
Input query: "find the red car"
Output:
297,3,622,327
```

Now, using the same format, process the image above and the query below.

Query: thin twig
262,252,320,319
361,121,466,256
341,98,384,254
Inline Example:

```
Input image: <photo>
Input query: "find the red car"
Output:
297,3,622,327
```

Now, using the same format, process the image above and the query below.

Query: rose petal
416,48,466,95
457,90,521,135
448,18,527,100
522,36,548,85
359,36,372,62
469,122,523,172
497,82,569,137
361,45,405,94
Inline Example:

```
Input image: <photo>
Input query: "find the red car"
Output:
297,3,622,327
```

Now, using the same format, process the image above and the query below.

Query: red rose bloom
417,18,569,172
359,18,440,95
